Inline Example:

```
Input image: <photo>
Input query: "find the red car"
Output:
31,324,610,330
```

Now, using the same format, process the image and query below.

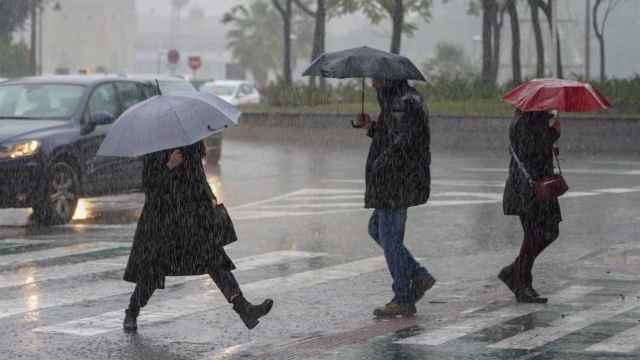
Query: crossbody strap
509,145,534,187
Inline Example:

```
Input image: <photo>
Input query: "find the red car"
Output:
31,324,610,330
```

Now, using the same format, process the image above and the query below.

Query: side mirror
91,111,115,126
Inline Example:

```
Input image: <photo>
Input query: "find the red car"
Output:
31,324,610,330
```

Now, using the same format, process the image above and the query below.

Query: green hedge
260,76,640,114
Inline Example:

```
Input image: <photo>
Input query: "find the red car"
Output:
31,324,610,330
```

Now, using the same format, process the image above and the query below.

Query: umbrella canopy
98,92,240,157
502,78,611,112
302,46,426,81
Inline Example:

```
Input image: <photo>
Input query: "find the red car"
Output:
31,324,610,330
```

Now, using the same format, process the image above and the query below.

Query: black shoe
413,273,436,303
123,308,138,332
516,287,548,304
373,302,417,318
233,296,274,330
498,265,518,296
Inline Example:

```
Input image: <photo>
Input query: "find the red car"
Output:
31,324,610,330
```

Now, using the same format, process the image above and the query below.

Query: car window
88,83,118,118
159,80,196,94
116,82,146,112
0,84,84,120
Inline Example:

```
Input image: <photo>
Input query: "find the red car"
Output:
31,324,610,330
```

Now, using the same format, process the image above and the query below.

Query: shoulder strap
509,145,534,186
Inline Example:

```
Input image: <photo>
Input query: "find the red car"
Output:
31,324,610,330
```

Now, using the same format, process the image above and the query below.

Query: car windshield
0,84,85,120
207,84,236,96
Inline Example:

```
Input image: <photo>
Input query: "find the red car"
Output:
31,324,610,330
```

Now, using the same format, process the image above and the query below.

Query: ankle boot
123,308,139,332
232,295,274,329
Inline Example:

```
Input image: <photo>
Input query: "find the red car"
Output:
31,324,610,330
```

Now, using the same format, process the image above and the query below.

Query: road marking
462,168,640,176
563,192,599,198
0,239,54,249
0,251,327,320
33,256,390,336
0,250,324,289
593,188,639,194
323,179,506,188
0,242,129,267
489,290,640,350
395,285,601,346
586,324,640,353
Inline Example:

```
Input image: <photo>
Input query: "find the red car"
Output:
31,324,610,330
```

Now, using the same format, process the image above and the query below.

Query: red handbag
510,146,569,201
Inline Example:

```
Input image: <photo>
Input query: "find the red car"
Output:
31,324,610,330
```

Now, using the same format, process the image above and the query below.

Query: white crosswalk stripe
0,242,129,267
33,256,389,336
489,290,640,350
0,251,327,320
395,286,602,346
586,324,640,353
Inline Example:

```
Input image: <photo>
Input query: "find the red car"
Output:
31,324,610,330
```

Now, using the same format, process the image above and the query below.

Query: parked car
124,74,223,163
0,78,8,83
0,75,155,225
200,80,261,106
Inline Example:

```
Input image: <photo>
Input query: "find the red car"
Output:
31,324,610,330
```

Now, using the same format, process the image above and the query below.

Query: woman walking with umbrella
499,79,610,303
96,92,273,332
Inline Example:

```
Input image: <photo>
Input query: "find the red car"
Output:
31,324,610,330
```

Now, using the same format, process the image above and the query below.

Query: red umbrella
502,78,611,112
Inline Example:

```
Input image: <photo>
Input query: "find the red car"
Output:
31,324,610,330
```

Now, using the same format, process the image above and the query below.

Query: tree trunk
537,0,563,78
529,0,545,77
592,0,606,81
490,7,505,83
30,0,37,76
481,0,495,82
507,0,521,84
390,0,404,54
310,0,326,89
596,33,605,81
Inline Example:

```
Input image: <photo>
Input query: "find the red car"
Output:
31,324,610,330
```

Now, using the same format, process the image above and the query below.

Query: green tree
223,1,312,87
344,0,434,54
423,42,474,79
0,40,32,78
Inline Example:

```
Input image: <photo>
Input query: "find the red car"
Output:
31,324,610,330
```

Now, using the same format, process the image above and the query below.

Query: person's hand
166,150,184,170
551,117,561,134
352,113,371,129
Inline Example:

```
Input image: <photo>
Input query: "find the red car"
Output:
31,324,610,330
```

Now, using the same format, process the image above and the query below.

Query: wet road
1,129,640,359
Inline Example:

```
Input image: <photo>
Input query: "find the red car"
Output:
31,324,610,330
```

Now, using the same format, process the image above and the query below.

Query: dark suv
0,75,158,225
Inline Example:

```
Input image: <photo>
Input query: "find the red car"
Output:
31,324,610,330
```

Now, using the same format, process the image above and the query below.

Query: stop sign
167,49,180,65
188,56,202,71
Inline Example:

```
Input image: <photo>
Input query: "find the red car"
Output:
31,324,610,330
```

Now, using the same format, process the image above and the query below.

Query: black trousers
512,215,560,289
128,269,242,311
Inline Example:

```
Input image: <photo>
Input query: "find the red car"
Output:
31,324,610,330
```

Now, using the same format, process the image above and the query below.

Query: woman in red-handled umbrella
498,79,610,303
500,110,562,303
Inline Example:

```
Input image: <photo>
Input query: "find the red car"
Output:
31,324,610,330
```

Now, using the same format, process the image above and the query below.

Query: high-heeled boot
232,295,274,329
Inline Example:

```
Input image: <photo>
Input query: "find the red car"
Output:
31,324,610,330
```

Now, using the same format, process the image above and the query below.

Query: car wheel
33,162,79,225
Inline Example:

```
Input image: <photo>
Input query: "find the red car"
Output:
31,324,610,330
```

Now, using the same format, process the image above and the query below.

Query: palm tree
223,1,312,87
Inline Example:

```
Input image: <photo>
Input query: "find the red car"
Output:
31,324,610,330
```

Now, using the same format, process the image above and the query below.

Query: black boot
123,308,139,332
516,287,548,304
498,265,518,296
232,295,274,330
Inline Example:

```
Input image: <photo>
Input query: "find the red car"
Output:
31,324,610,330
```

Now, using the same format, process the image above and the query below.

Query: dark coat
123,142,235,289
503,112,562,222
365,82,431,209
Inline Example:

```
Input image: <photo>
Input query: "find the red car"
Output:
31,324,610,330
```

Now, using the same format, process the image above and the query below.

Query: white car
0,78,8,83
200,80,261,106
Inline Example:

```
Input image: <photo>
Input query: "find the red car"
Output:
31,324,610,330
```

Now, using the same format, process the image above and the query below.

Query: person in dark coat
356,79,436,317
122,141,273,332
499,110,562,303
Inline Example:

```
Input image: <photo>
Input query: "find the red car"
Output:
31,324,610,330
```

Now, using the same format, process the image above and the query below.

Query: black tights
129,269,242,311
512,215,559,289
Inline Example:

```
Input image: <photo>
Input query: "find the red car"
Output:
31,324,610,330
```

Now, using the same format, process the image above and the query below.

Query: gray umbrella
302,46,426,81
97,92,240,157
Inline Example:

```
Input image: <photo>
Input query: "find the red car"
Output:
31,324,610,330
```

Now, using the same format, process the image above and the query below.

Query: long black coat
123,142,235,290
365,85,431,209
503,112,562,222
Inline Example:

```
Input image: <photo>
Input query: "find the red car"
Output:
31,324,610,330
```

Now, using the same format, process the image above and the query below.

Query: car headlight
0,140,41,159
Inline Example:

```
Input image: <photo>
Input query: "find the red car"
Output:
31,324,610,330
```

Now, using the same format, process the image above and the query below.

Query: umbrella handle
361,78,365,114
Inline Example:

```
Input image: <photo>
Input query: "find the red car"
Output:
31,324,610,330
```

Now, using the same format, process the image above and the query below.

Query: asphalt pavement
1,129,640,360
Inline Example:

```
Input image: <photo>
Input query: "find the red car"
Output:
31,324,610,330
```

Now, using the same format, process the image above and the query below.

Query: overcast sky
136,0,241,16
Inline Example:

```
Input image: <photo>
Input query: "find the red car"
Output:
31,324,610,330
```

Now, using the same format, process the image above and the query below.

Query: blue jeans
369,208,431,304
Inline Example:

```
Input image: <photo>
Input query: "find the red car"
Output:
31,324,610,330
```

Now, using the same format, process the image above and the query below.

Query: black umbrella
302,46,426,114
